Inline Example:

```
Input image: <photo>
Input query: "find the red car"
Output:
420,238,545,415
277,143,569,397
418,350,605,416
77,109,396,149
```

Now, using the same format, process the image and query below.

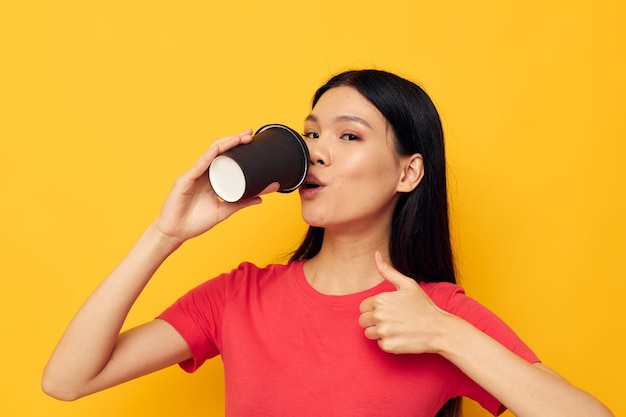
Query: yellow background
1,0,623,415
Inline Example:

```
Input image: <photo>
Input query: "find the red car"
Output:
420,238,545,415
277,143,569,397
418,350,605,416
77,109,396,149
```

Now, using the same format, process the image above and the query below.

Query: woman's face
299,86,421,234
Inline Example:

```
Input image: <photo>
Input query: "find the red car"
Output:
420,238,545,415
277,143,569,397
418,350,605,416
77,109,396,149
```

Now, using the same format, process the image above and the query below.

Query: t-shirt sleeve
157,270,231,373
423,282,541,416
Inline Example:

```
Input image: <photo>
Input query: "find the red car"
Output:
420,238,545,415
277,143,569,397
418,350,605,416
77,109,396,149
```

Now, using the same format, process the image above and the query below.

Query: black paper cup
208,124,309,202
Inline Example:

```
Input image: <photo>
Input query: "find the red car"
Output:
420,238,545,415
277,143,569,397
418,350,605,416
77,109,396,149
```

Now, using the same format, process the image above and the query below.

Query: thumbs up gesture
358,252,452,354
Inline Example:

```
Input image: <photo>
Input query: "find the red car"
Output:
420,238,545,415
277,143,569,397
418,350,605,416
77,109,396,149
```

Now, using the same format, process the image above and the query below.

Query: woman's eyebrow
304,114,373,129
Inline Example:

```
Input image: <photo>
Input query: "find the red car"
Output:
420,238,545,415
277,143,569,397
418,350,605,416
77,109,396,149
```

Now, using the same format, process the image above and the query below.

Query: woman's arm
439,315,613,416
359,252,614,417
42,131,276,401
41,225,189,400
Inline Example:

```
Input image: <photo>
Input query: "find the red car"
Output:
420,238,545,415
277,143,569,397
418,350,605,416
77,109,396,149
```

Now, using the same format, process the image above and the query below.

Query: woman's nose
306,135,331,166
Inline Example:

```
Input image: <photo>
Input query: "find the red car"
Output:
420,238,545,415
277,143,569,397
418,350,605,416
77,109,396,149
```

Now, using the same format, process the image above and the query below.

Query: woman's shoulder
225,260,301,279
419,281,466,304
213,260,303,289
419,281,486,319
179,260,301,302
420,281,540,363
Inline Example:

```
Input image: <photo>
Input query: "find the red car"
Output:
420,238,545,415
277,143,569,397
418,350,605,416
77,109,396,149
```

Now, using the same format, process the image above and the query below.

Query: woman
42,70,613,416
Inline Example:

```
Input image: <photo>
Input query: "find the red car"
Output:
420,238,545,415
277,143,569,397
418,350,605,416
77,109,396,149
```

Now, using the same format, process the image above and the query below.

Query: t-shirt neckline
290,260,395,307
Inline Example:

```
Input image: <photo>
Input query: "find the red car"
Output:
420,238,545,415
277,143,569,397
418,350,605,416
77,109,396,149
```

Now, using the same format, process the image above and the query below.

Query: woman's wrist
429,311,471,358
145,223,186,254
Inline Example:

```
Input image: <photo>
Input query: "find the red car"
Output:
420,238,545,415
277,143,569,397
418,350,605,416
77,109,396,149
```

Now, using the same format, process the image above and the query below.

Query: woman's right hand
152,130,279,244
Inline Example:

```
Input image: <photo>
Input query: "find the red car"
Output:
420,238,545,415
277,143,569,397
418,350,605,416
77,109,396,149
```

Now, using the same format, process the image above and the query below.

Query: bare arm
42,131,277,401
359,252,614,417
42,225,188,400
439,318,613,416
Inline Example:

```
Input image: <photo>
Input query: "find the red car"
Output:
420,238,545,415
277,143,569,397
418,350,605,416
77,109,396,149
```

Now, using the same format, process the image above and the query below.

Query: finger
225,181,279,208
364,325,381,341
358,311,375,329
217,195,263,221
374,251,418,291
258,182,280,196
186,131,254,180
235,128,254,137
215,179,278,219
212,129,254,153
359,296,376,314
230,195,263,209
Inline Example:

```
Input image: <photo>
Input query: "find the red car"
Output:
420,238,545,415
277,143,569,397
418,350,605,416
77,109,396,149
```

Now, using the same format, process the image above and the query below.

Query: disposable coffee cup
208,124,309,202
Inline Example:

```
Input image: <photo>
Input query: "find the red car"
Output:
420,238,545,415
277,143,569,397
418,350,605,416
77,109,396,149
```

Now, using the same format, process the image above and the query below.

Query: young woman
42,70,613,417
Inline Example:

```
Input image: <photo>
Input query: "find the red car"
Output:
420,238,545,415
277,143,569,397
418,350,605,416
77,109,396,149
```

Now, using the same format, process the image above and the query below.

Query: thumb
374,251,419,291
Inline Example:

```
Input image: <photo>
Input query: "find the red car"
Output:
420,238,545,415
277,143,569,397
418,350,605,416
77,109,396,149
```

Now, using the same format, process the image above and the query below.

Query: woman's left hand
358,251,451,354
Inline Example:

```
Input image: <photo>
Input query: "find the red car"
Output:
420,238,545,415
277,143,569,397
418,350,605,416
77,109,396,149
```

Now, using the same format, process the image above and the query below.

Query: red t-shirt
158,261,539,416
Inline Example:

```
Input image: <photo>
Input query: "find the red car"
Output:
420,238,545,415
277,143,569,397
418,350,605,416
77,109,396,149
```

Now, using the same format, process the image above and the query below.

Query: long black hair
289,69,460,417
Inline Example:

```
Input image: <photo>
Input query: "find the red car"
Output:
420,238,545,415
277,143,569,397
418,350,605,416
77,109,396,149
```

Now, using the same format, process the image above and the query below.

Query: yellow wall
1,1,623,415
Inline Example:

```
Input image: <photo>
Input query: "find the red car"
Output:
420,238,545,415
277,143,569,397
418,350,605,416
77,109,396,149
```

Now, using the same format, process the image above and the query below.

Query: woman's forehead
307,86,386,127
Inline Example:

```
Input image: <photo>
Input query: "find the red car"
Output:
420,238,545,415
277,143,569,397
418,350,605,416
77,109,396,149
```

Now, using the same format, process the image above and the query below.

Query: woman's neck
302,227,392,295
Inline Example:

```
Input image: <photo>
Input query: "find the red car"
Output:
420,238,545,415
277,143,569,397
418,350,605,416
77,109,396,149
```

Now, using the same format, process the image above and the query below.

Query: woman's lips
299,174,324,198
302,173,323,187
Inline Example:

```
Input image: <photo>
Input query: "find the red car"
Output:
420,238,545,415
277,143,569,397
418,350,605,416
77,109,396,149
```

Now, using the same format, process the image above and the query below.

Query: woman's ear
397,153,424,193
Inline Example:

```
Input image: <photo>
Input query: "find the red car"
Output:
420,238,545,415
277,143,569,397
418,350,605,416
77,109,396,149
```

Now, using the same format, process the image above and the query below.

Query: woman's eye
340,133,359,141
303,132,319,139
